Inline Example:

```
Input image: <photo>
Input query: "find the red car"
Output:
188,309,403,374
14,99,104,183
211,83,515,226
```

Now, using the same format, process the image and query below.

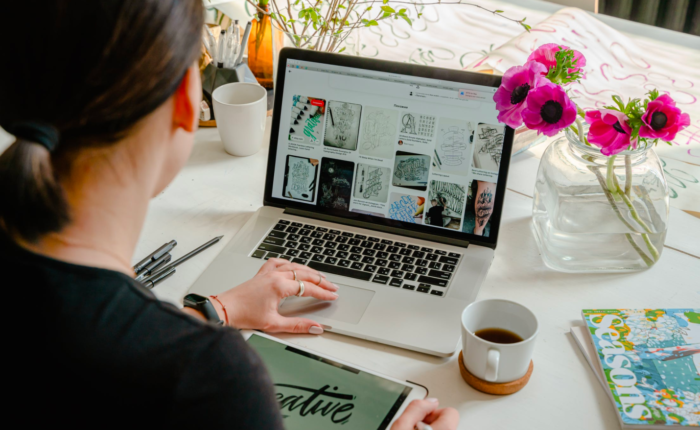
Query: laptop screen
266,51,513,247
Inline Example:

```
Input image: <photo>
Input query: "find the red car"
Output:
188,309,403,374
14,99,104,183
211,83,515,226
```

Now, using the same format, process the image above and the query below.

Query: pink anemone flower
639,94,691,141
527,43,586,76
493,61,549,128
585,109,636,156
521,83,577,136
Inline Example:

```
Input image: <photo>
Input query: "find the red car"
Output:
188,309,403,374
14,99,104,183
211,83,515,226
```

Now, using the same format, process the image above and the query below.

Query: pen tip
215,235,224,240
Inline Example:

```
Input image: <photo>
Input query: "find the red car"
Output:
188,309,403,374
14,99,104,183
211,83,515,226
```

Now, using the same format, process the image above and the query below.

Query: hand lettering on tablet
392,399,459,430
209,258,339,334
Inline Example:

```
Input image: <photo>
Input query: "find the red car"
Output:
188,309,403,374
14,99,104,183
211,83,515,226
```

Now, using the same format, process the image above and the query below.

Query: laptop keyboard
249,219,462,297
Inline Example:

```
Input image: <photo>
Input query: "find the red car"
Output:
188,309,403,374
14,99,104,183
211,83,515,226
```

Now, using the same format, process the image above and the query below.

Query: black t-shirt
2,234,284,428
427,205,444,226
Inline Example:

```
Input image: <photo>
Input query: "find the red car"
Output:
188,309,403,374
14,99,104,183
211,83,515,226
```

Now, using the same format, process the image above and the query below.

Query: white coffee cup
461,299,538,383
212,83,267,157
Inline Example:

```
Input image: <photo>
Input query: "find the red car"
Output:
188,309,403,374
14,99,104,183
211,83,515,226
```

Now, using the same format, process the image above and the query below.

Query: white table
138,119,700,430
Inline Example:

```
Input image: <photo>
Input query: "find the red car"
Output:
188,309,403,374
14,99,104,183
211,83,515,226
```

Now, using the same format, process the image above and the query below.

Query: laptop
189,48,514,357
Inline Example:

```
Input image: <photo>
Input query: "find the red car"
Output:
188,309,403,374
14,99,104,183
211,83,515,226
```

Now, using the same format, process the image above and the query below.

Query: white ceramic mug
212,83,267,157
461,299,538,383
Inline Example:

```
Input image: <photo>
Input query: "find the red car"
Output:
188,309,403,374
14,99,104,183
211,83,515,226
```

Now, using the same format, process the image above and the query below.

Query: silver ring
317,273,323,285
296,280,305,297
292,270,297,281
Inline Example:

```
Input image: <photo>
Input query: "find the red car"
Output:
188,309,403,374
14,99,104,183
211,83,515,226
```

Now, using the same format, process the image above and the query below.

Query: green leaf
611,95,625,111
339,47,346,53
381,5,395,13
495,9,504,13
398,8,407,15
383,0,389,3
270,12,277,20
400,15,412,25
369,19,379,26
338,4,346,8
366,6,372,11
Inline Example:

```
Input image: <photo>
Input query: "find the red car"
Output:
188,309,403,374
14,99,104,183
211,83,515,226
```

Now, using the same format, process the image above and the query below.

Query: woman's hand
210,258,339,334
391,399,459,430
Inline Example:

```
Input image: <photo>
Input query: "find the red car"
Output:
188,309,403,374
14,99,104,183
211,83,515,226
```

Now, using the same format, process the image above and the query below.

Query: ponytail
0,0,203,243
0,124,69,243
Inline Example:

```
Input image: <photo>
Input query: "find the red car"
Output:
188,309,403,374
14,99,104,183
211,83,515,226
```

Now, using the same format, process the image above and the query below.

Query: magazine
578,309,700,428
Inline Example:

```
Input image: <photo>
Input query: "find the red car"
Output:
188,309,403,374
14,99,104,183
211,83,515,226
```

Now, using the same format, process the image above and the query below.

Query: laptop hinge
284,207,470,248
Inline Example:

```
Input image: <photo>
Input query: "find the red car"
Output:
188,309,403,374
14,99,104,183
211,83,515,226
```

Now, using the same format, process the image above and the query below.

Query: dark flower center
650,111,667,130
510,83,530,105
540,100,563,124
612,121,626,133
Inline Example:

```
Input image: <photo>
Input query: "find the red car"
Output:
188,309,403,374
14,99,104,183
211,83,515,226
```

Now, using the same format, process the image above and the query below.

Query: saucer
458,351,533,395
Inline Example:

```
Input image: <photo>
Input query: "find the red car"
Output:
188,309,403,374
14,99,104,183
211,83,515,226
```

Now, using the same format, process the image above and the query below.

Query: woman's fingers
256,257,289,275
292,267,338,291
281,268,338,291
266,315,325,335
272,262,326,278
423,407,459,430
391,399,440,430
282,277,339,301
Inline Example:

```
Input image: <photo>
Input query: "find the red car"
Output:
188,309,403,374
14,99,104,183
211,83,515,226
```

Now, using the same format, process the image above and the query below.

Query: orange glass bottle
247,2,274,89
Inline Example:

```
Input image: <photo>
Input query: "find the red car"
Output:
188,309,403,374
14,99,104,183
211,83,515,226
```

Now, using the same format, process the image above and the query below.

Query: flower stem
575,117,586,144
624,154,632,197
588,163,655,266
605,155,661,262
606,156,620,201
625,234,654,267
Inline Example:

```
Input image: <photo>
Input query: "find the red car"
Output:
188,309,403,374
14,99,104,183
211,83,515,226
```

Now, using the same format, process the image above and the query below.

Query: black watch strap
183,294,223,325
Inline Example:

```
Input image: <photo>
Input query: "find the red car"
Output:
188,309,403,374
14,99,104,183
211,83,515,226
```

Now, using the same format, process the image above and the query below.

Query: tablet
243,331,428,429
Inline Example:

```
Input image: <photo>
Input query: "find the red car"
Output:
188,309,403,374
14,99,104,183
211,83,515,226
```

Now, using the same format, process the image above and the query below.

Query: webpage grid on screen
272,59,506,238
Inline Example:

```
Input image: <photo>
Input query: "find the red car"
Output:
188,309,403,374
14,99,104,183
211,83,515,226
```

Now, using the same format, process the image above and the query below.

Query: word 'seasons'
275,384,355,424
590,314,650,420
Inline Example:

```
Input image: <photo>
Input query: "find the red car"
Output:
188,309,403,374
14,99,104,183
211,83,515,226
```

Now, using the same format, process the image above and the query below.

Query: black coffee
475,328,523,344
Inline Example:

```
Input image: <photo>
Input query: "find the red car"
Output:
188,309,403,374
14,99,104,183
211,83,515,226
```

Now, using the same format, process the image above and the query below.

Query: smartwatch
183,294,223,325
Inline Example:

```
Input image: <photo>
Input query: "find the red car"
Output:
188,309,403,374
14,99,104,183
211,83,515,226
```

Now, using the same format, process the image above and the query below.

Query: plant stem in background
245,0,529,53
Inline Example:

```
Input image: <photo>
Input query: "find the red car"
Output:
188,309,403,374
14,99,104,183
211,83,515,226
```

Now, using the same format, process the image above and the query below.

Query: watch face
184,293,207,306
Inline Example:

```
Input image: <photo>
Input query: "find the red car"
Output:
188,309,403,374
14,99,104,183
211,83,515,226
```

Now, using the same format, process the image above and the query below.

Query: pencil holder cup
200,62,256,126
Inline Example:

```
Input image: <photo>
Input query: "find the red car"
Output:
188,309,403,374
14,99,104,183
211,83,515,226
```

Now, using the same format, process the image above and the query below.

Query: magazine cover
582,309,700,427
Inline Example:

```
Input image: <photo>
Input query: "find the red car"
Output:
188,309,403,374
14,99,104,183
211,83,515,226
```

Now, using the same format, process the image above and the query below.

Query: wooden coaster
458,351,533,395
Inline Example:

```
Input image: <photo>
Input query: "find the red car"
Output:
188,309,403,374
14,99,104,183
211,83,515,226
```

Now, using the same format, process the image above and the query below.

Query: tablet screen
248,334,412,430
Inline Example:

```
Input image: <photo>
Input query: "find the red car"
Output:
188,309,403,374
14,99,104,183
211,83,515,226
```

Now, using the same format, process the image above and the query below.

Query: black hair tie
5,121,60,153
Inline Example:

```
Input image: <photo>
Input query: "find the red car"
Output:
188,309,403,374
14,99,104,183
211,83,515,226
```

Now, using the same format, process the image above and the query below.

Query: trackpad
279,284,374,325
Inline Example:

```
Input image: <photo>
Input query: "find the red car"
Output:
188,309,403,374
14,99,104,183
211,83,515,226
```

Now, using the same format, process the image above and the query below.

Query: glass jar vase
532,128,670,272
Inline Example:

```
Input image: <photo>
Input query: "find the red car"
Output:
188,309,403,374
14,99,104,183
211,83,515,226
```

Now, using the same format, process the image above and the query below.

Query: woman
0,1,459,428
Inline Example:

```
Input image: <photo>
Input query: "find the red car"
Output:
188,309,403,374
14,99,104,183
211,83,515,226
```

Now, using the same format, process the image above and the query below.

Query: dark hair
0,0,203,243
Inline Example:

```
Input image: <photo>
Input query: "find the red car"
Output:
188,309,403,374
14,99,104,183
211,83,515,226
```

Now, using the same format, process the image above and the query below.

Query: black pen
133,240,177,274
143,236,224,281
143,267,176,290
134,253,171,282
